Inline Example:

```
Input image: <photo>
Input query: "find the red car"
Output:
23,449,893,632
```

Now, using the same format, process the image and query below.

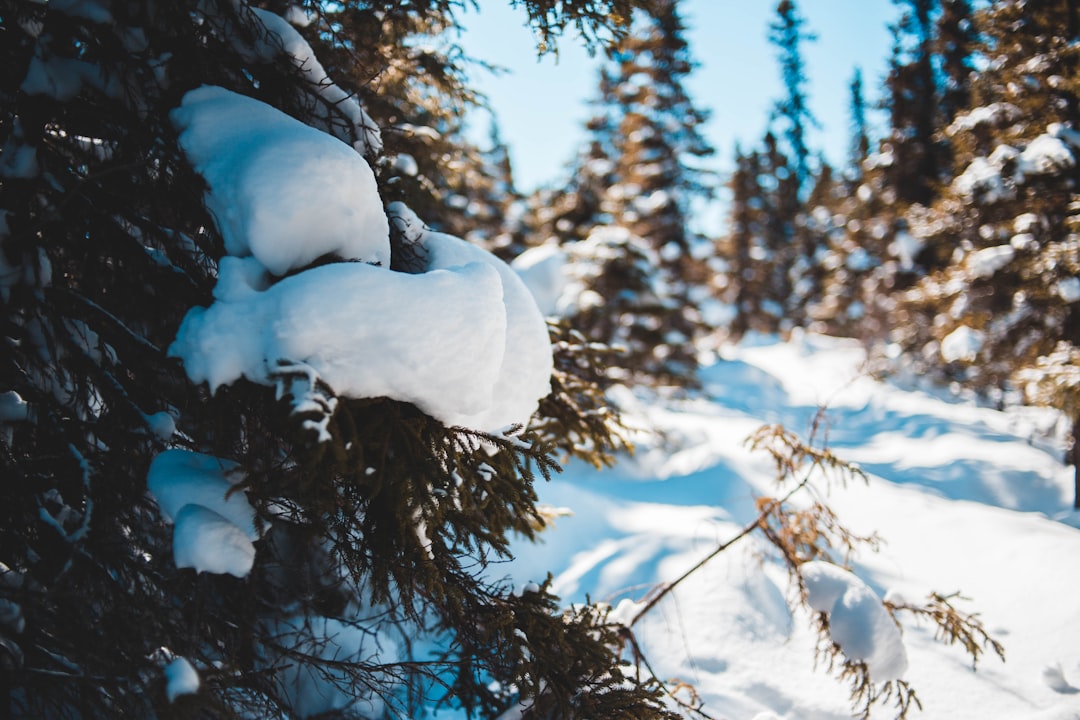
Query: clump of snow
145,411,176,441
801,561,908,682
512,243,569,317
1050,122,1080,150
953,156,1011,204
1056,277,1080,303
0,391,28,422
147,450,260,577
967,245,1015,278
164,656,200,703
941,325,984,363
169,89,551,432
389,203,552,431
889,230,923,271
170,86,389,276
170,260,507,425
147,449,258,539
172,505,256,577
1014,212,1042,234
946,103,1021,135
1017,134,1075,177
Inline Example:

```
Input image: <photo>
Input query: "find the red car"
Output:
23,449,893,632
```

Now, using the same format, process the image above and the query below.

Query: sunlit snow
169,88,552,432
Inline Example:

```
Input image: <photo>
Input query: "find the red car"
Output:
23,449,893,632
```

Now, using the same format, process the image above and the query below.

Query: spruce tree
0,2,684,718
528,0,715,386
848,67,872,175
769,0,818,196
884,0,941,208
884,0,1080,503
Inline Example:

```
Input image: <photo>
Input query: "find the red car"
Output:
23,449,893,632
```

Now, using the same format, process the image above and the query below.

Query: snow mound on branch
173,505,255,577
941,325,984,363
389,203,552,431
164,656,200,703
968,245,1015,278
249,8,382,155
147,449,260,577
170,259,509,427
147,449,258,540
171,86,389,276
169,89,552,432
802,561,908,682
269,615,400,718
1017,134,1075,177
510,243,568,317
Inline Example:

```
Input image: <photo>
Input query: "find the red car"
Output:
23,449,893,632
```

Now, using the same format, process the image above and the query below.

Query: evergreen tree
0,2,684,718
935,0,976,127
883,0,1080,501
532,0,716,386
884,0,941,207
769,0,818,195
848,67,872,175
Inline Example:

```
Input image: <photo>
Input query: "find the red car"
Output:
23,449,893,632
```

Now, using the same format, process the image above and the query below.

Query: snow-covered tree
882,0,1080,502
0,1,686,717
522,0,715,386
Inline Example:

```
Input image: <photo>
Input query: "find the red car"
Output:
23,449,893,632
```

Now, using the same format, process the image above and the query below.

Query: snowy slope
506,332,1080,720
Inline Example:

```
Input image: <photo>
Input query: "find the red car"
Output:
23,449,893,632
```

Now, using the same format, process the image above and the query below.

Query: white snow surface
171,86,389,276
387,202,552,431
493,333,1080,720
164,656,200,703
1018,134,1075,177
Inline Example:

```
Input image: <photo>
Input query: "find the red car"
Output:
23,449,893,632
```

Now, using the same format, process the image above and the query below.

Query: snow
802,561,908,681
0,391,27,422
968,244,1015,278
170,86,389,276
953,156,1010,204
147,449,258,540
941,325,985,363
164,656,200,703
1017,134,1075,177
498,334,1080,720
169,89,552,432
388,203,552,430
511,243,569,316
268,616,400,718
946,103,1021,135
172,505,256,577
170,260,507,424
147,449,260,577
1057,277,1080,303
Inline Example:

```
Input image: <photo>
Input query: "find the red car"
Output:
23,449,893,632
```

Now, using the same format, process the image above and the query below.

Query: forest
0,0,1078,718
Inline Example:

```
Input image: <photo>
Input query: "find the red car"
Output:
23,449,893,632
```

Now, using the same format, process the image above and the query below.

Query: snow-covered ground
506,332,1080,720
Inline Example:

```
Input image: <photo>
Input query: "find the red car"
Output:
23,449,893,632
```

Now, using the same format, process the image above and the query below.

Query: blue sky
457,0,898,204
